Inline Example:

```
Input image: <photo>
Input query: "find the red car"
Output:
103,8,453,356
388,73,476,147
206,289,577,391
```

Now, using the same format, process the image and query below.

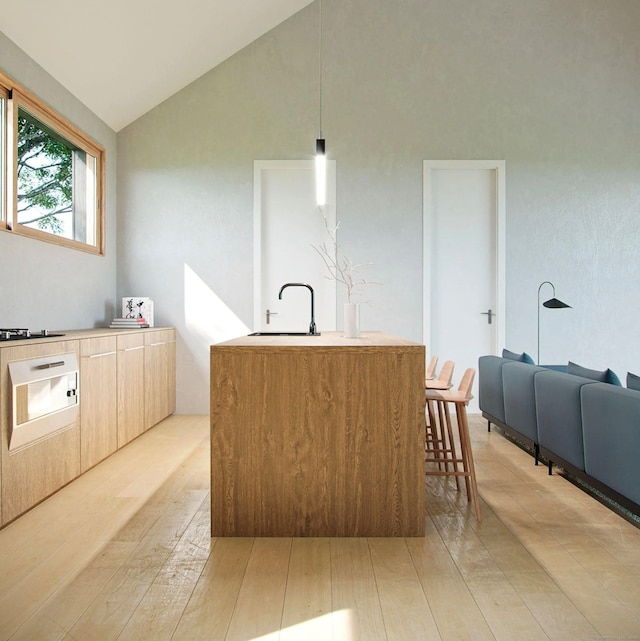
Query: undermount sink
248,331,321,336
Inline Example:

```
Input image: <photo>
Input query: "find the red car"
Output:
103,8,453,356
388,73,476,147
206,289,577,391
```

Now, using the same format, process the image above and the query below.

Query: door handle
481,309,494,324
34,361,65,369
266,309,278,325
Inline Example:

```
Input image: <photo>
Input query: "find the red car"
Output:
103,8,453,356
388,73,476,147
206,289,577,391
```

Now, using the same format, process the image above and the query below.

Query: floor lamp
537,281,571,365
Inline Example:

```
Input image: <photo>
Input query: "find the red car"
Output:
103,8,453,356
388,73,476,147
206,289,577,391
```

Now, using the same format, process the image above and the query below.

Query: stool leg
425,400,440,468
427,399,452,473
455,402,481,522
440,400,460,490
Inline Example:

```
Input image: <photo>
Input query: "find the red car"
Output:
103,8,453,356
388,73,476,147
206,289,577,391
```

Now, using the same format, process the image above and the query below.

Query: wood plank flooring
0,413,639,640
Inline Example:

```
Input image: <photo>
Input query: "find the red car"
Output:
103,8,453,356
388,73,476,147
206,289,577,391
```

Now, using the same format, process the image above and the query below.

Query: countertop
213,330,422,349
0,327,174,349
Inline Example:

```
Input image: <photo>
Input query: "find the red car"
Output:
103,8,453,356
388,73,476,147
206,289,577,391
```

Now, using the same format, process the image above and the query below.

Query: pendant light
315,0,326,206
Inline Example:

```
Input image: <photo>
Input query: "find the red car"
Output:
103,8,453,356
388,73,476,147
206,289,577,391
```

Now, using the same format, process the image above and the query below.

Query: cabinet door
80,337,117,472
116,333,145,447
1,340,81,525
144,329,176,429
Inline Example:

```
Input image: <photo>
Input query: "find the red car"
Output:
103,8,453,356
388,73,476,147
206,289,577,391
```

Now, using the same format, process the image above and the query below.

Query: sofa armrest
534,370,598,471
478,356,508,423
581,383,640,506
502,361,547,443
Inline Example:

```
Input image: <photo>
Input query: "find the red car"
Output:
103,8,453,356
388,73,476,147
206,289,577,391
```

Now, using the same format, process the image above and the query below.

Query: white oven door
8,352,79,451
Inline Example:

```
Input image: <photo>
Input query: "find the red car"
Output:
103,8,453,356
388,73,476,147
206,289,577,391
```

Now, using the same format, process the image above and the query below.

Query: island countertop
210,331,426,537
213,330,421,348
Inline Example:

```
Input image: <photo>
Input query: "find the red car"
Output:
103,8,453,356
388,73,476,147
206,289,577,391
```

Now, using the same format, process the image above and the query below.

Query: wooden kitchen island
210,331,426,536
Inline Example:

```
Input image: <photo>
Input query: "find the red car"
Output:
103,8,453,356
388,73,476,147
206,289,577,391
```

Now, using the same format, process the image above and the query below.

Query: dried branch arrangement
312,206,379,303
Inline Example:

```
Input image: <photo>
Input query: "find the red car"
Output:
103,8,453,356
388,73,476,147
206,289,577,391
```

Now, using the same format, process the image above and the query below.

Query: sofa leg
534,444,540,466
487,420,491,432
548,460,553,476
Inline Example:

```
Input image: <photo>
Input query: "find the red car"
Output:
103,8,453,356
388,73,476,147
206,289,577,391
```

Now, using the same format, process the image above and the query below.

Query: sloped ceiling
1,0,314,131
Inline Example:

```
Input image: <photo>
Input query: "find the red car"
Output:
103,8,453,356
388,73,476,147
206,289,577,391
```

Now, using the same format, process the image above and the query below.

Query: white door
254,160,337,333
423,160,505,412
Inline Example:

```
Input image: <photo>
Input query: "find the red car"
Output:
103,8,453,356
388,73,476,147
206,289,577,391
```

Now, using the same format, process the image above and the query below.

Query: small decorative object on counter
343,302,360,338
109,317,149,329
122,297,154,327
312,207,379,338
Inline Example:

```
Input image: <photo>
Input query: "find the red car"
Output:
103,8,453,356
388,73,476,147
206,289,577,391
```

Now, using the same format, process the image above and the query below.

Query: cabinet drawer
117,332,145,352
81,336,117,358
144,329,175,346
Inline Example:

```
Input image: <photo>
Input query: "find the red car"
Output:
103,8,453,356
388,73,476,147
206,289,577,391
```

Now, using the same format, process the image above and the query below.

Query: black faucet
278,283,320,336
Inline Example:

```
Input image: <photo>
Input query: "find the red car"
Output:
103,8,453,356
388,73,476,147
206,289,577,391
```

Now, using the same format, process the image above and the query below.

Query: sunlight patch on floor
249,609,355,641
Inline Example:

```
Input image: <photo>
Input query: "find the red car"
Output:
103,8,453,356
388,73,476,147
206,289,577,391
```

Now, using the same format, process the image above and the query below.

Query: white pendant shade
315,138,326,206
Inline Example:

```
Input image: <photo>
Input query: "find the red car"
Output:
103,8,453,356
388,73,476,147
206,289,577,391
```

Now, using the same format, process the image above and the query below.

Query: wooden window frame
0,70,105,255
0,85,7,231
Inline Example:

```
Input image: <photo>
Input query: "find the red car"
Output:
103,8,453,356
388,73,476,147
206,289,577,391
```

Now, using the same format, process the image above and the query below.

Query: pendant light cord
318,0,323,139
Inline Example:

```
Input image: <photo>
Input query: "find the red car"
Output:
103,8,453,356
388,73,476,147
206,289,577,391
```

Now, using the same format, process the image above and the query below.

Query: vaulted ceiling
1,0,314,131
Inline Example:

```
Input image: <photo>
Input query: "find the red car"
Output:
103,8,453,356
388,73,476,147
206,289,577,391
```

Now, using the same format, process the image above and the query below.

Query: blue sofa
478,351,639,516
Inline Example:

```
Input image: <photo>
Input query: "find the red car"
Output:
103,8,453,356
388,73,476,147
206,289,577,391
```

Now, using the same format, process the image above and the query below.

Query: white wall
116,0,640,413
0,33,118,330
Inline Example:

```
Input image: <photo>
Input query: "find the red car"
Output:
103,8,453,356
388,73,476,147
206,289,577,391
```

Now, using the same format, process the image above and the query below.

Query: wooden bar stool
425,368,481,522
425,361,458,485
425,354,439,381
425,359,454,391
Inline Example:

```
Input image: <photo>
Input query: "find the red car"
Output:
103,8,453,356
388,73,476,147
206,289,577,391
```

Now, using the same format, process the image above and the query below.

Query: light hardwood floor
0,414,639,641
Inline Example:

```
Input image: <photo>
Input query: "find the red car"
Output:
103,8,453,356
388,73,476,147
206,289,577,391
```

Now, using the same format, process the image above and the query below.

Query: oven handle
34,361,65,370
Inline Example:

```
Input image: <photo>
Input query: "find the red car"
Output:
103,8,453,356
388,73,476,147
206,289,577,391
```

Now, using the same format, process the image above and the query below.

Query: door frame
253,159,337,332
422,159,506,355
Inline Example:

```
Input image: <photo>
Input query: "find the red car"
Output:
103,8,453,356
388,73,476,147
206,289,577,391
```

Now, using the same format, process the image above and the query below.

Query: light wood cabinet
1,327,176,527
80,336,117,472
144,329,176,430
116,333,145,447
0,340,81,525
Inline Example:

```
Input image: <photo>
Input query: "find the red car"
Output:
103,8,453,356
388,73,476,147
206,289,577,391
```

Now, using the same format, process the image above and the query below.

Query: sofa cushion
627,372,640,391
502,349,535,365
568,361,621,386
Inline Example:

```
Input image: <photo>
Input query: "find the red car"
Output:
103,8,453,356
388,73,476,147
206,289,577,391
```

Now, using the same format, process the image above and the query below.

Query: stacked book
109,317,150,329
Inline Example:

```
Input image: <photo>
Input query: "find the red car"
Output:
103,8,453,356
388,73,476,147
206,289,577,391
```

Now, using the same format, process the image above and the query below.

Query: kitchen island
210,331,426,536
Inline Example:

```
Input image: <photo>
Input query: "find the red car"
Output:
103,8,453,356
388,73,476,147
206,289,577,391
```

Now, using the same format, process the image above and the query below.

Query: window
0,72,104,254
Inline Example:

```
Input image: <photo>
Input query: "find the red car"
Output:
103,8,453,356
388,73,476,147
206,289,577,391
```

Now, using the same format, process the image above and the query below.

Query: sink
248,332,321,336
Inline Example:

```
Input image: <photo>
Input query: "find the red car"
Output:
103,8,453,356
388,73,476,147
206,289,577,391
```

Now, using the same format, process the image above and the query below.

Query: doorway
423,160,505,411
253,160,337,333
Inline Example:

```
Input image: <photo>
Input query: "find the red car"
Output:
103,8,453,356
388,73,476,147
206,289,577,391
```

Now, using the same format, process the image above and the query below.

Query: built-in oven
8,352,79,451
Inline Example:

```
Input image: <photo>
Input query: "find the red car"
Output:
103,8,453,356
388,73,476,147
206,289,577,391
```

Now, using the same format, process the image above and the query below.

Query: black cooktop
0,329,66,342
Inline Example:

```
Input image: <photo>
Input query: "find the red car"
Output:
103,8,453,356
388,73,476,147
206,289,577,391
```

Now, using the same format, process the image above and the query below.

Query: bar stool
425,359,454,391
425,355,439,382
425,361,457,485
425,368,481,522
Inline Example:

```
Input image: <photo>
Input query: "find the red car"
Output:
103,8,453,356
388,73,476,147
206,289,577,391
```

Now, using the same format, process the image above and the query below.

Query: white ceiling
1,0,314,131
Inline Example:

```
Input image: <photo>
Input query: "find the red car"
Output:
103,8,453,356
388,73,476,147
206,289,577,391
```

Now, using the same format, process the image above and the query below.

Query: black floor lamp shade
537,281,571,364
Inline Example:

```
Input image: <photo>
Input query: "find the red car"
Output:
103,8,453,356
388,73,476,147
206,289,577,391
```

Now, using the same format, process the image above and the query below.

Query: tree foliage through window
17,111,72,234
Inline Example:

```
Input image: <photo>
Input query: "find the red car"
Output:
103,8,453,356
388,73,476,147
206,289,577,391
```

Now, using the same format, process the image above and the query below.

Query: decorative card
122,297,154,326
